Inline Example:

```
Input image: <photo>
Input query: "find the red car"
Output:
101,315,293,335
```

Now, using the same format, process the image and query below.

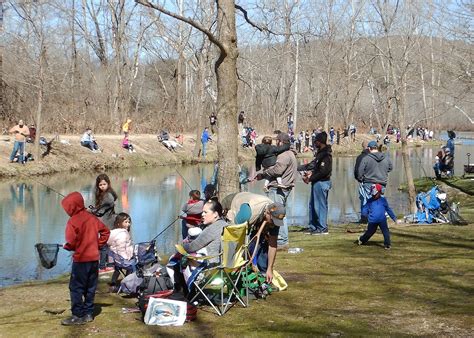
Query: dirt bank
0,132,441,179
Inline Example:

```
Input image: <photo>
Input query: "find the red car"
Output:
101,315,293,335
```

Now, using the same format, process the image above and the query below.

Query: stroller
406,186,467,225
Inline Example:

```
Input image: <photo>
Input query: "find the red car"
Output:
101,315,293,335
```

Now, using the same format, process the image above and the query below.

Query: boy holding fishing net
60,192,110,325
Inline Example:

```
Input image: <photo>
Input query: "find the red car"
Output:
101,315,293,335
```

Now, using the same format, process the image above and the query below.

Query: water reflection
0,143,472,287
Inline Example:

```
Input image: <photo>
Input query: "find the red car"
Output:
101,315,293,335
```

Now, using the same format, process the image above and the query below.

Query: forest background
0,0,472,136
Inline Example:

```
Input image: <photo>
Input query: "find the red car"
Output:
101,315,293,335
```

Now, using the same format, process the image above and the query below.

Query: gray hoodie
357,151,393,185
182,219,227,263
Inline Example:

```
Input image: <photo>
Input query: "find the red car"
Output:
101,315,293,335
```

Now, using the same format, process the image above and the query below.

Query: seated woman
169,199,227,295
182,199,226,264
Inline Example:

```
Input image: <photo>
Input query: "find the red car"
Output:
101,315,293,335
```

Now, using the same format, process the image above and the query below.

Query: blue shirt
201,130,210,143
362,196,397,223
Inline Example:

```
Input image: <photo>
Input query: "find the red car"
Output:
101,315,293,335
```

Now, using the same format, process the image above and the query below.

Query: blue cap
368,141,378,148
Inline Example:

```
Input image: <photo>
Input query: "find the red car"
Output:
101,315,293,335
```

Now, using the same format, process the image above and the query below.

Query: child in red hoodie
61,192,110,326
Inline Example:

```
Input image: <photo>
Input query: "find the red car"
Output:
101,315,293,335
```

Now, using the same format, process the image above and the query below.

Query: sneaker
98,266,114,274
277,183,288,189
83,314,94,323
312,230,329,235
304,230,317,235
384,245,391,250
354,238,363,245
277,244,289,252
61,315,85,326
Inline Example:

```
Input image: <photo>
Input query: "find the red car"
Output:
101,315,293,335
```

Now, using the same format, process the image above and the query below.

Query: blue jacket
446,138,455,156
362,196,397,223
201,130,210,143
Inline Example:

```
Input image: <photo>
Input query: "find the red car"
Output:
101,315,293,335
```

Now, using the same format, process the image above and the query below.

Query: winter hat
315,131,327,144
276,133,290,143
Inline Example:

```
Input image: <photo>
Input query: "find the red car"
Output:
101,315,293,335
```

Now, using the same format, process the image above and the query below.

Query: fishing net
35,243,60,269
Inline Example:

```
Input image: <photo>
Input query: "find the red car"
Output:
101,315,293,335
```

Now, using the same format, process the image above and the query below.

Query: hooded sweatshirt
357,151,393,185
354,149,369,182
62,192,110,262
262,148,298,188
182,219,227,263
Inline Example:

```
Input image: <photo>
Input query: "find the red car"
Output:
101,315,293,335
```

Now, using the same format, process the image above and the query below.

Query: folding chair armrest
175,244,221,262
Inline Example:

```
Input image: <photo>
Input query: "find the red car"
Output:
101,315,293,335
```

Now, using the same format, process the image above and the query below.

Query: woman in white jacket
107,213,134,291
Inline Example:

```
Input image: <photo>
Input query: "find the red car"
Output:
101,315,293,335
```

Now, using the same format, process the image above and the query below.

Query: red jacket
62,192,110,262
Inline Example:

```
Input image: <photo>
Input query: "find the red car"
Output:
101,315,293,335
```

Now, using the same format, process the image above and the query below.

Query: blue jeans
359,219,391,247
81,141,98,151
181,219,188,239
201,142,207,157
266,187,291,246
358,182,372,218
309,180,332,232
10,141,25,162
69,261,99,317
433,162,453,177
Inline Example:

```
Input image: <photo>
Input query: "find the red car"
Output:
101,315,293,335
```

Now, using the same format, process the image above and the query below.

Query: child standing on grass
61,192,110,325
89,174,117,271
355,183,399,250
107,213,134,292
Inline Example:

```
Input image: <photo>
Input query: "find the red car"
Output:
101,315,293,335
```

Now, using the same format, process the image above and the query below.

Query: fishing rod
174,167,194,191
31,178,66,197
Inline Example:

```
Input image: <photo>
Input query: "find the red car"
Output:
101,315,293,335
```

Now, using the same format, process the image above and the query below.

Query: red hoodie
62,192,110,262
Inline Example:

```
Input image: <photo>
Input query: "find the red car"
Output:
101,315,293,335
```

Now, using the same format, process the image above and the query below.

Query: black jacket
354,149,369,182
298,145,332,183
255,143,290,171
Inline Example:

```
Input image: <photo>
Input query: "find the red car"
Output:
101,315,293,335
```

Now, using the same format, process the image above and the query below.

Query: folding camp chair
109,240,158,293
176,222,249,316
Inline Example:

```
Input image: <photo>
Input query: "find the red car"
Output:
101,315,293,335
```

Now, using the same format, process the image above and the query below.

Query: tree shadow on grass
393,230,474,250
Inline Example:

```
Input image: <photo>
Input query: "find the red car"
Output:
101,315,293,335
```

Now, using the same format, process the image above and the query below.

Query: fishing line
174,167,194,191
31,178,66,197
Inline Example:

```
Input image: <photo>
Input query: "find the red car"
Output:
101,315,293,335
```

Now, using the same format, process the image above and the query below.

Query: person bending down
355,184,399,250
255,136,290,191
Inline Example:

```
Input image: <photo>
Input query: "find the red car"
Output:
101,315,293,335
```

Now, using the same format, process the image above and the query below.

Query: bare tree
136,0,240,197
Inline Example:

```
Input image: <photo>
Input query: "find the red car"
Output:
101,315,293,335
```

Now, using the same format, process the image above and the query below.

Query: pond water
0,140,472,287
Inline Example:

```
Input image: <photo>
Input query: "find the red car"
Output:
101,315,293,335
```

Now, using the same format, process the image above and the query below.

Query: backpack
137,267,174,315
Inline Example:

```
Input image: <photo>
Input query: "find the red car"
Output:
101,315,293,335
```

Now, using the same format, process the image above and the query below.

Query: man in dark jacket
356,140,393,215
354,141,369,222
298,131,332,235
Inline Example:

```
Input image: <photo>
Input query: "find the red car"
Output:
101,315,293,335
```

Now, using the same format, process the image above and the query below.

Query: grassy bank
0,133,442,179
1,224,472,336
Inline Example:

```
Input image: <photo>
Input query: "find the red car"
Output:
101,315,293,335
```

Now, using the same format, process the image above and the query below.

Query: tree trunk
293,38,299,133
34,46,45,161
215,0,239,198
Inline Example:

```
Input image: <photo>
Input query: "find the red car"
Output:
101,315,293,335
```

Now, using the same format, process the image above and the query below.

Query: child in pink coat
107,212,134,291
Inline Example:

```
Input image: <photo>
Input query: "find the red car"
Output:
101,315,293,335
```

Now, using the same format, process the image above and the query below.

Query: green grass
1,225,473,336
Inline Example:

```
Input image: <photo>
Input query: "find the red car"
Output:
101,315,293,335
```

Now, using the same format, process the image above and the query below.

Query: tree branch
235,4,277,35
135,0,227,57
